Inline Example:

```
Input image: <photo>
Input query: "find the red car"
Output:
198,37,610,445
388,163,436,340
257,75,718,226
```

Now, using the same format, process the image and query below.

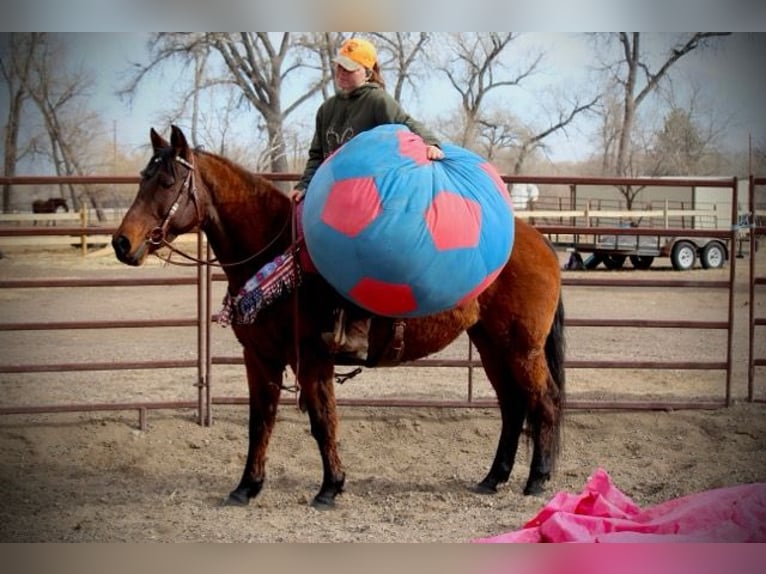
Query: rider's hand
287,188,305,202
426,145,445,160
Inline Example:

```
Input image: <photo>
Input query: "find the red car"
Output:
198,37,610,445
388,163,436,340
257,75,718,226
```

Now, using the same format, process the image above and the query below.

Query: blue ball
302,124,515,317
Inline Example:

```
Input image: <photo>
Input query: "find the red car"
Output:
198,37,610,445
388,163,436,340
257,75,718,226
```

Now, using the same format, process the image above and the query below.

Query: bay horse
112,125,566,509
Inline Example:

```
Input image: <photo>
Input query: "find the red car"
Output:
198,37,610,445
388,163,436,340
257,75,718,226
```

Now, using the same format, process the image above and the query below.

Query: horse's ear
170,125,191,161
150,128,168,152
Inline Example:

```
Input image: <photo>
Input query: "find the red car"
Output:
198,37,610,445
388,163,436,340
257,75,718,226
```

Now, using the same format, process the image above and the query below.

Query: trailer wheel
629,255,654,270
603,255,626,269
671,240,697,271
700,241,726,269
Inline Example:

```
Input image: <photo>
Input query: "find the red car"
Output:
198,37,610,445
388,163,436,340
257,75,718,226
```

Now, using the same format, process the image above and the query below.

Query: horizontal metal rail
0,360,198,374
0,319,197,331
0,173,741,426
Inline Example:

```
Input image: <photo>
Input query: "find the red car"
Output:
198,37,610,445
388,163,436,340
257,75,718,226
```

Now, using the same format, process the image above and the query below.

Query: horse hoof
524,473,550,496
523,483,546,496
473,482,498,495
222,490,250,507
311,495,337,510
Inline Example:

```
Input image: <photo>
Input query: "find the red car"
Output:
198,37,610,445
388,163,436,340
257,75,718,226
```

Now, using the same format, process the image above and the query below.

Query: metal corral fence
0,174,744,428
749,175,766,402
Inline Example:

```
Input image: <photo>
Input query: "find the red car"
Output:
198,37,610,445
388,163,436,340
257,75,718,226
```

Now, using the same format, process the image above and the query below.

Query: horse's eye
158,173,175,188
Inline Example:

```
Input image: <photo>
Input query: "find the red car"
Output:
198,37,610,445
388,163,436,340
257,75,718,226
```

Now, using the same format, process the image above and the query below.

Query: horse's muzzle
112,234,142,266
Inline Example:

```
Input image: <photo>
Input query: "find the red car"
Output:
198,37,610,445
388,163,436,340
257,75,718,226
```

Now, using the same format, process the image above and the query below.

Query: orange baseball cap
333,38,377,72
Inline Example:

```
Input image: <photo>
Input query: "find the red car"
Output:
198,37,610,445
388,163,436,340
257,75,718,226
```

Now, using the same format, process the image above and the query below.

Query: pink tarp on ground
475,468,766,543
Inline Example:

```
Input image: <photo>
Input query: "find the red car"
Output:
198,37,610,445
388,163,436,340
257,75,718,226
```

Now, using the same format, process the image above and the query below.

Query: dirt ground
0,242,765,542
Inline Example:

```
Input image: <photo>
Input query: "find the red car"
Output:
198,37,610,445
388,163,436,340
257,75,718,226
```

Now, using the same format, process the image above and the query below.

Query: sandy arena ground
0,242,764,542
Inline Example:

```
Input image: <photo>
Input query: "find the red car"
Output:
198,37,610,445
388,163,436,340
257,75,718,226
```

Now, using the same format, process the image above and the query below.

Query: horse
32,197,69,213
112,125,566,509
32,198,69,227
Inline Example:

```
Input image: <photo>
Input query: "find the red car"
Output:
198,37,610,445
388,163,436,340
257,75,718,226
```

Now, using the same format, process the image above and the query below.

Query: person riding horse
288,37,444,362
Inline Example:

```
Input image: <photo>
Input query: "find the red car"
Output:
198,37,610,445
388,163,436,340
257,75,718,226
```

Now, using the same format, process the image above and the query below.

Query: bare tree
3,34,112,216
1,33,42,212
438,33,539,148
589,33,731,207
600,33,731,176
369,32,431,102
594,84,623,175
475,111,522,161
21,34,107,214
437,33,598,173
511,95,600,174
121,33,335,177
648,82,731,176
652,108,706,175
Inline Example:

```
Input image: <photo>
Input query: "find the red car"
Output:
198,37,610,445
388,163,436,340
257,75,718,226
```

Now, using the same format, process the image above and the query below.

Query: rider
289,37,444,360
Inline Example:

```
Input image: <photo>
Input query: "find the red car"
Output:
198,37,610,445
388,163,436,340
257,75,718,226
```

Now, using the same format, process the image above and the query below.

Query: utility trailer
561,225,729,271
517,200,737,271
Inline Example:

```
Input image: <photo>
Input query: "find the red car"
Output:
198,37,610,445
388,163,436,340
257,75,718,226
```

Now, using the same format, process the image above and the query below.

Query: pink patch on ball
350,278,418,316
425,191,482,250
397,129,429,165
320,177,382,237
457,267,503,307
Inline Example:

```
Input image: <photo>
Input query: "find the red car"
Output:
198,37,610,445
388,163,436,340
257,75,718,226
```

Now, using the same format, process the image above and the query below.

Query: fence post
80,206,88,256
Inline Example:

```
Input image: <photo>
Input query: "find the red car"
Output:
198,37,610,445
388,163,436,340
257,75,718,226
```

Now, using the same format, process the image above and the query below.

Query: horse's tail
544,294,566,465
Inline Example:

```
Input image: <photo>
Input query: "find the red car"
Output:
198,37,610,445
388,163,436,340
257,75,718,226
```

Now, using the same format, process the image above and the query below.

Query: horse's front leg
224,348,282,506
298,360,346,509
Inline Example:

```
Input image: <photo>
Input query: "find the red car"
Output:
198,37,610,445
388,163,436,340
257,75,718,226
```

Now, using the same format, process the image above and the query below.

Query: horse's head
113,125,202,266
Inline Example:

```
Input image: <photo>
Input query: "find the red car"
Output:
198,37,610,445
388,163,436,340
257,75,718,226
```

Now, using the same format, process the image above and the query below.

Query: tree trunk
615,33,638,177
2,88,23,212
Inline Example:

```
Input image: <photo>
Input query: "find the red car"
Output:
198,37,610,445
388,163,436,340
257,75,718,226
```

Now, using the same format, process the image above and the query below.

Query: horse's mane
193,148,285,203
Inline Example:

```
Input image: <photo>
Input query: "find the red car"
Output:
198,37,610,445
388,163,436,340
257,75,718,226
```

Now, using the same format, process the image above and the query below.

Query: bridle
145,153,292,269
147,155,200,250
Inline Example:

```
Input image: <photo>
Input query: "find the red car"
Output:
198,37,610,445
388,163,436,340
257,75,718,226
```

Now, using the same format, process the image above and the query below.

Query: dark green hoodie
296,83,441,191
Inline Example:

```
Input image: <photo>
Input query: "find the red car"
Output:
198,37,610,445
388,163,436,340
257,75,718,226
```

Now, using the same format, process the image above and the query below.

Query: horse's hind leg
513,347,562,496
469,325,527,493
523,298,565,495
478,382,528,494
522,382,558,495
297,360,346,509
225,349,282,506
469,317,564,496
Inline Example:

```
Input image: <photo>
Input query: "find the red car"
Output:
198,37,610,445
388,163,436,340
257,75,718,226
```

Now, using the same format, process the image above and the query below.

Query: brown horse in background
32,197,69,213
112,126,566,509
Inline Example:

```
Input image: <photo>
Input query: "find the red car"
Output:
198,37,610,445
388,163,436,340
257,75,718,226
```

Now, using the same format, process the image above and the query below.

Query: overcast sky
3,32,765,170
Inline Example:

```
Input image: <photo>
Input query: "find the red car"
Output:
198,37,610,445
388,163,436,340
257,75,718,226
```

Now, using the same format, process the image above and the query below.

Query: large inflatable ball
302,124,514,318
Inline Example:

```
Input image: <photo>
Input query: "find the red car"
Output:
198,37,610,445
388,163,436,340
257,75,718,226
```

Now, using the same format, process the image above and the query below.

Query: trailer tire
603,255,626,269
671,240,697,271
629,255,654,270
700,241,726,269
